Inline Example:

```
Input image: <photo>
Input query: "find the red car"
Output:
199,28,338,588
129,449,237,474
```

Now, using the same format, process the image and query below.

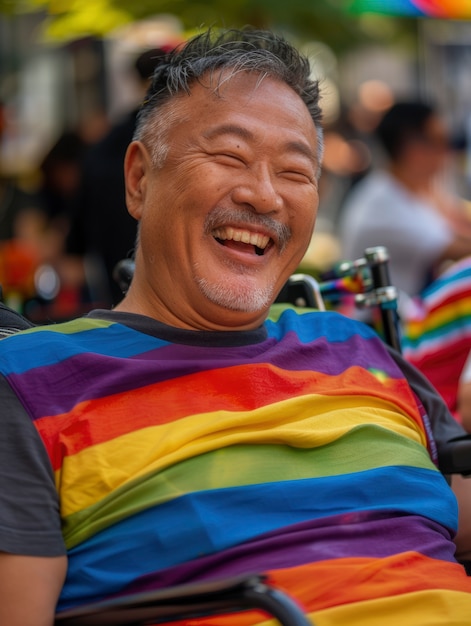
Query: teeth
213,227,270,249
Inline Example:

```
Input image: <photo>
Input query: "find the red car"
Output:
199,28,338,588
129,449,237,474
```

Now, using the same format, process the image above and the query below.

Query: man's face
126,71,320,330
408,114,451,179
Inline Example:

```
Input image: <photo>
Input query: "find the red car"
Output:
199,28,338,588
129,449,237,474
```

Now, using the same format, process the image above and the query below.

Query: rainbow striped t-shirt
2,306,471,625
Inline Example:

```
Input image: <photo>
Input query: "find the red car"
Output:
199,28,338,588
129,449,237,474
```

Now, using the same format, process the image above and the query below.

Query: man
1,28,471,626
338,101,471,300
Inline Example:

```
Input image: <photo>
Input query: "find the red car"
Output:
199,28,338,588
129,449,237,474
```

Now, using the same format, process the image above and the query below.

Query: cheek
291,193,318,236
287,202,318,261
139,196,175,252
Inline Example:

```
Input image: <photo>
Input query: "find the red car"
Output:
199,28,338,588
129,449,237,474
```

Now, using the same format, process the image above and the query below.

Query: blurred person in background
29,130,91,319
338,101,471,304
0,100,42,244
66,45,174,307
0,99,49,310
37,131,87,243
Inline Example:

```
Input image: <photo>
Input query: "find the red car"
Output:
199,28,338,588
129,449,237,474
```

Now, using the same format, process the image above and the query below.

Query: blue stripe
422,268,471,299
265,308,380,344
0,321,170,375
59,465,456,609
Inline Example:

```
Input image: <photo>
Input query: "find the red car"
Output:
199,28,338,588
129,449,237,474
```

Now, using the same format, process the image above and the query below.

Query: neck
114,284,269,332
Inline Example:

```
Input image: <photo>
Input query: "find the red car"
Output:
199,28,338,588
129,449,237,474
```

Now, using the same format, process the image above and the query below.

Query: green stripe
267,303,317,321
63,424,435,548
28,317,113,335
403,315,471,349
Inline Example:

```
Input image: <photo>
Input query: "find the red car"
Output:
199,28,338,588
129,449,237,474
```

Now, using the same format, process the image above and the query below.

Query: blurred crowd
0,45,169,320
2,43,471,430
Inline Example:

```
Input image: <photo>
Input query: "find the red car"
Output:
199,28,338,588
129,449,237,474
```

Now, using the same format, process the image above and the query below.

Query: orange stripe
266,552,471,612
162,553,471,626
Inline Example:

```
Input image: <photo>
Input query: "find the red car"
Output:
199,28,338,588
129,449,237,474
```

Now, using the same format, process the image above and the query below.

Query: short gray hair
133,27,323,173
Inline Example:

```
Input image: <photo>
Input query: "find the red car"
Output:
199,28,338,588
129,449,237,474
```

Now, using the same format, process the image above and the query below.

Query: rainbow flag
2,307,471,624
348,0,471,18
402,257,471,420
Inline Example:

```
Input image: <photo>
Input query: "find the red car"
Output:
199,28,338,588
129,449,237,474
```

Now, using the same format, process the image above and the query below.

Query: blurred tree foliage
0,0,417,55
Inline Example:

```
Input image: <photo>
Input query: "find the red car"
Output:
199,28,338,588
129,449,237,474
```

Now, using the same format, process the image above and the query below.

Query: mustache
204,207,291,252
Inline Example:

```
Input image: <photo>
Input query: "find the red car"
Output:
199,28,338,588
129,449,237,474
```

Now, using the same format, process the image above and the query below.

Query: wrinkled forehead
185,69,313,126
186,70,315,133
195,65,282,93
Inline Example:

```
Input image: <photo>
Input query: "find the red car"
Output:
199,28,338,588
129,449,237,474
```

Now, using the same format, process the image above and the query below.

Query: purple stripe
115,513,456,597
12,333,399,419
266,331,400,377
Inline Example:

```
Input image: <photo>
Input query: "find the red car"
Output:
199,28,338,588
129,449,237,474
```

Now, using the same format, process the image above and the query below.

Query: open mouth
212,227,271,257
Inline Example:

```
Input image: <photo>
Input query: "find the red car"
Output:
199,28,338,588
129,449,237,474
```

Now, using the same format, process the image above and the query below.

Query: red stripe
36,363,420,470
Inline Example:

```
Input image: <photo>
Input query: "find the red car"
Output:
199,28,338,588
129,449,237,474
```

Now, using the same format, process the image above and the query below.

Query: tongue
221,239,257,254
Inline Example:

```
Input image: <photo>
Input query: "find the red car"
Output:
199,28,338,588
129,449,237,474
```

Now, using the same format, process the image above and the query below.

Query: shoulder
338,170,394,241
347,171,410,216
342,170,390,207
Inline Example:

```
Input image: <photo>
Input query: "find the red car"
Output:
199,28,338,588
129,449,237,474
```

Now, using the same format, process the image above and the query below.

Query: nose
230,164,283,214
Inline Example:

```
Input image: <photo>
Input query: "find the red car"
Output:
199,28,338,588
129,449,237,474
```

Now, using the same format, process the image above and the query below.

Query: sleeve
0,375,66,557
385,345,469,468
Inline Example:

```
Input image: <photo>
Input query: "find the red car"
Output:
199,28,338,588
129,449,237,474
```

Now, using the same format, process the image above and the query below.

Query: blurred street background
1,0,471,319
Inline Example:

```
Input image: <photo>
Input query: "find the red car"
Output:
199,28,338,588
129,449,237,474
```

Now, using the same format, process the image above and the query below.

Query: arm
458,380,471,433
0,553,67,626
0,374,67,623
386,346,471,558
450,475,471,562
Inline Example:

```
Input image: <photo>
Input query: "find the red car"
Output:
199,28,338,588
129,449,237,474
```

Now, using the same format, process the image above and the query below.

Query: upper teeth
213,227,270,249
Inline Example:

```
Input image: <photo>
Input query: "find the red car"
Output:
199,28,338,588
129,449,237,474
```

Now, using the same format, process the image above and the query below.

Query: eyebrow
202,124,254,143
202,124,317,163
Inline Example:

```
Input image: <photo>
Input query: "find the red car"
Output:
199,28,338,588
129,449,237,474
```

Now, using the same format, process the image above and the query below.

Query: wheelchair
54,574,311,625
2,247,471,626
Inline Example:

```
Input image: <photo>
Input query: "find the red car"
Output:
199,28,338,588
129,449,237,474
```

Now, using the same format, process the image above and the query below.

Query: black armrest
439,435,471,476
0,301,35,338
55,574,312,626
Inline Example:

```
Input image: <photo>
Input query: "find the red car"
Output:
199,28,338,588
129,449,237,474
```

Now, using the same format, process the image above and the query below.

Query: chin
197,277,275,313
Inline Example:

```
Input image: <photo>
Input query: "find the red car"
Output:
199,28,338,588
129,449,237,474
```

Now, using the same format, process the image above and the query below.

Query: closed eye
214,153,246,167
280,170,314,184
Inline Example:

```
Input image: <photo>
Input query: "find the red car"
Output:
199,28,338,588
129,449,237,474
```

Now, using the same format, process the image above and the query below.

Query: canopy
348,0,471,18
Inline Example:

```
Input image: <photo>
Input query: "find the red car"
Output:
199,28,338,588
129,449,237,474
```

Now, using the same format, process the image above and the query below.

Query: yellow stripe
199,589,471,626
57,393,426,517
307,589,471,626
405,298,471,339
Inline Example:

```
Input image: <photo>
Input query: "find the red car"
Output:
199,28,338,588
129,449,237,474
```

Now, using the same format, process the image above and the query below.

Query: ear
124,141,150,221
